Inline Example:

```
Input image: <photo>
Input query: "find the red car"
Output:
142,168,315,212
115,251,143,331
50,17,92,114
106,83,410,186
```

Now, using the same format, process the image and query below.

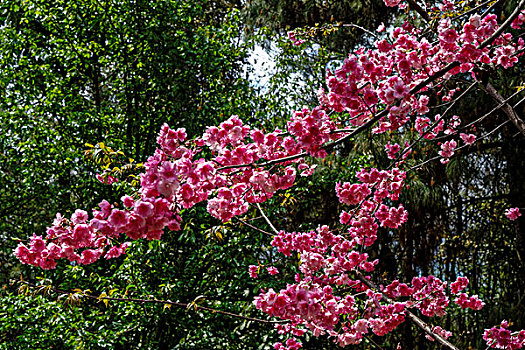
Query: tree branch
218,3,525,175
478,0,525,50
235,217,275,236
256,203,280,235
483,82,525,137
406,0,431,22
245,209,460,347
14,279,287,324
353,271,459,350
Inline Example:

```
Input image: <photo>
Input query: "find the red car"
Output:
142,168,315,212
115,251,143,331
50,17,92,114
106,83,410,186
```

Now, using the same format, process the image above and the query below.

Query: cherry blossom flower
505,207,521,220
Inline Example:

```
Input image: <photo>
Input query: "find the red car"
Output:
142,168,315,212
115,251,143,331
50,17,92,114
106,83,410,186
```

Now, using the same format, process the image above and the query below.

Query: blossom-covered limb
354,271,459,350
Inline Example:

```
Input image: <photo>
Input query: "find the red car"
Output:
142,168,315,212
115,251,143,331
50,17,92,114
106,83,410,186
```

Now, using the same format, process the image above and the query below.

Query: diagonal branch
256,203,280,235
483,82,525,137
479,0,525,50
235,217,275,236
406,0,431,22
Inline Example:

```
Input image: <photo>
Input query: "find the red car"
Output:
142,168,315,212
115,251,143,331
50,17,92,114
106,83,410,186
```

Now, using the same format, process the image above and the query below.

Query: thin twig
407,119,511,172
256,203,279,235
235,217,275,236
451,0,502,22
365,334,386,350
388,82,477,168
14,279,287,324
336,23,380,40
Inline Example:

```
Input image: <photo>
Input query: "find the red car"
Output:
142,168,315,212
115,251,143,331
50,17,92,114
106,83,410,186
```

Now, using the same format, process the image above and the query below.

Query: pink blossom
426,326,452,342
71,209,89,224
121,195,135,208
287,31,304,46
249,265,259,278
460,133,476,145
439,28,459,45
336,182,371,206
96,172,118,185
511,11,525,29
108,209,128,228
135,201,154,218
80,249,102,265
505,207,521,220
376,39,392,53
484,321,525,349
267,266,279,275
29,234,46,253
454,293,485,310
14,244,32,264
98,200,112,218
450,276,469,294
105,243,130,259
383,0,401,7
72,224,93,247
439,140,457,164
385,142,400,160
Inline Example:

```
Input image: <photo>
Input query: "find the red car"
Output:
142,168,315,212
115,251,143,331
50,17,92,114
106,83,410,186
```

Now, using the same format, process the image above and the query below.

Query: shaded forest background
1,0,524,349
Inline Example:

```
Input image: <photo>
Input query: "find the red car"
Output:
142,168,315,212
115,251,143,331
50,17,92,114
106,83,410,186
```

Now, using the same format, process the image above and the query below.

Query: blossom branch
411,0,525,97
478,0,525,50
353,271,460,350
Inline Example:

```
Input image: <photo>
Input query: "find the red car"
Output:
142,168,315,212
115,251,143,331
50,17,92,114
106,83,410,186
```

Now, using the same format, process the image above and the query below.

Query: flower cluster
95,172,119,185
16,113,334,267
287,107,337,157
255,218,485,347
511,10,525,29
287,31,304,46
450,276,469,294
454,293,485,310
14,195,175,269
439,140,457,164
460,133,476,146
426,326,453,342
484,321,525,349
506,207,521,221
337,168,408,246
